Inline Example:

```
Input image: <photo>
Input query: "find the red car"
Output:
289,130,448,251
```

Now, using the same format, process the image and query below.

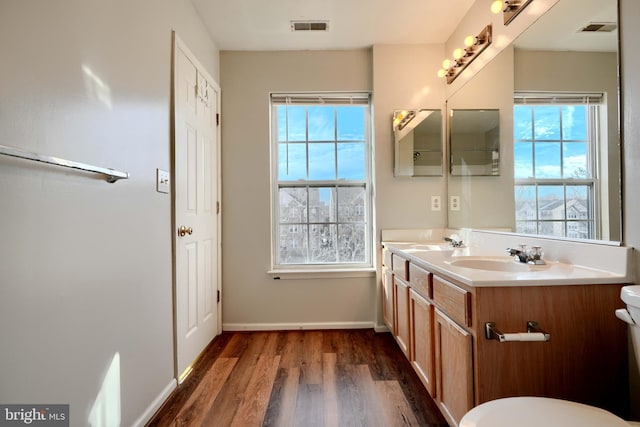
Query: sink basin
446,257,532,272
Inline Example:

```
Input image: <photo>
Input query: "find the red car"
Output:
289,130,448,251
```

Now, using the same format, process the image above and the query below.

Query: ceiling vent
578,22,617,33
290,20,329,32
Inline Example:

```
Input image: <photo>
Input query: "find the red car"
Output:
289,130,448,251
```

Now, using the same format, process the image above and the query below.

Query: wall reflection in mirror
393,109,443,177
450,109,500,176
447,0,621,243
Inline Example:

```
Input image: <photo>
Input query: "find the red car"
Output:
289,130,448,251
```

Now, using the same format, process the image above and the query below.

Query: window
270,93,373,270
513,93,603,239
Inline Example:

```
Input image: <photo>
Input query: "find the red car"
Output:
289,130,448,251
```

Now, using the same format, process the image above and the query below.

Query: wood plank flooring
147,330,447,427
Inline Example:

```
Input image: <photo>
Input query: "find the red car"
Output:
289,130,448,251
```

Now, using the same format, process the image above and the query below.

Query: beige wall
220,50,379,329
447,46,516,230
0,0,218,425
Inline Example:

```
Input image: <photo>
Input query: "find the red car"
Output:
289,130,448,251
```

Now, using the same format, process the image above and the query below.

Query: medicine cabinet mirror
449,109,500,176
393,109,443,177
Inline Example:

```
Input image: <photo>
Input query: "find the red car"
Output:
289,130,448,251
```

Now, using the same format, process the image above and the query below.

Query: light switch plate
431,195,441,211
156,169,170,194
450,195,460,211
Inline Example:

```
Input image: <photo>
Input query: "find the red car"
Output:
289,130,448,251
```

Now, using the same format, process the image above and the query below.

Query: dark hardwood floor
147,329,447,427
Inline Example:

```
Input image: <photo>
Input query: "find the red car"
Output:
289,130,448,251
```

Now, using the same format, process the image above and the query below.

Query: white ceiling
190,0,475,51
190,0,618,52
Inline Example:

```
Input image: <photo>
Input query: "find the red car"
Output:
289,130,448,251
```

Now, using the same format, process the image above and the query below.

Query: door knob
178,226,193,237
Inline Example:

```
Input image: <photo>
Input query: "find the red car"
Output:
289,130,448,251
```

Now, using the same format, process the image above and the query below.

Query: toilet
460,285,640,427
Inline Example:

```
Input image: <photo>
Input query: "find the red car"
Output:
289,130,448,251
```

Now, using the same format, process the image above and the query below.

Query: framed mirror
450,109,500,176
447,0,621,243
393,109,443,177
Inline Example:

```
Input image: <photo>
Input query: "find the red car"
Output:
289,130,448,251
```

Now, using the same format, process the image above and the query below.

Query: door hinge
216,201,220,214
216,113,220,126
217,290,221,303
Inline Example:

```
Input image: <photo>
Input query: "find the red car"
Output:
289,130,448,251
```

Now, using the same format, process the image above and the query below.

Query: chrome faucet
506,244,545,264
444,235,464,248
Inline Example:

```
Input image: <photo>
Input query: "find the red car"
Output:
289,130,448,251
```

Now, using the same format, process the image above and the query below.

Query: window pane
337,106,365,141
279,225,308,264
309,187,335,222
308,143,336,180
338,187,365,222
514,185,537,221
516,221,538,235
534,142,561,178
533,106,561,140
338,224,366,263
279,187,307,223
539,221,566,237
566,185,590,219
563,142,588,178
278,143,307,181
287,106,307,141
277,105,287,142
310,224,337,262
514,142,533,178
567,221,591,239
538,186,565,220
562,105,587,141
308,106,335,141
514,106,533,140
337,142,365,180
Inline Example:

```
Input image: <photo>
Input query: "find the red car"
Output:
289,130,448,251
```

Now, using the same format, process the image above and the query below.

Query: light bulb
437,69,446,78
464,35,476,47
442,59,451,69
491,0,504,14
453,48,464,60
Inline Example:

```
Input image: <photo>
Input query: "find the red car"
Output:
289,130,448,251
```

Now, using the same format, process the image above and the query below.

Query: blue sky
514,105,589,181
277,105,366,182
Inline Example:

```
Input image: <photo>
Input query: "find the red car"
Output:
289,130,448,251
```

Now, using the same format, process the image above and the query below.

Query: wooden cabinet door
435,308,473,427
382,267,395,332
410,288,435,397
393,276,411,357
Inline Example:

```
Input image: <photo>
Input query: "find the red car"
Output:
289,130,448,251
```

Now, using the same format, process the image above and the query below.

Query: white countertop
382,241,630,287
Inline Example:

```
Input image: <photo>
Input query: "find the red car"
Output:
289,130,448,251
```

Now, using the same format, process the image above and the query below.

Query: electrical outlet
450,195,461,211
156,169,170,194
431,195,441,211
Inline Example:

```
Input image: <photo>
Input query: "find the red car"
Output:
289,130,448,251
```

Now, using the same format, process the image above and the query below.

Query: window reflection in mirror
449,109,500,176
393,109,443,177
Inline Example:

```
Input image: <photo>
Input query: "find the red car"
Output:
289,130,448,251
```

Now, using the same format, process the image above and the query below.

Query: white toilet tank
619,285,640,370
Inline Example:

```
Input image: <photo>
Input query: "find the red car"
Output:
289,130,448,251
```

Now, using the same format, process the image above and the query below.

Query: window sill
268,268,376,280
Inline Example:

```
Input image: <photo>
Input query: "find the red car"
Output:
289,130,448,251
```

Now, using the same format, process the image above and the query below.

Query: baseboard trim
223,321,375,331
131,378,177,427
374,323,390,333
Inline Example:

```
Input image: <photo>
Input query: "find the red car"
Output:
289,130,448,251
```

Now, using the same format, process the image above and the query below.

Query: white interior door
173,34,221,381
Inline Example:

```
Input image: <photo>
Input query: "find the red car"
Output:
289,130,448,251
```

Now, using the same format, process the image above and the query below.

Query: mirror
393,109,443,177
450,109,500,176
447,0,621,242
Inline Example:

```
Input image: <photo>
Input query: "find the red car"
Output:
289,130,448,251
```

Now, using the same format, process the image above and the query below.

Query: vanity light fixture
491,0,534,25
437,25,492,84
393,110,416,131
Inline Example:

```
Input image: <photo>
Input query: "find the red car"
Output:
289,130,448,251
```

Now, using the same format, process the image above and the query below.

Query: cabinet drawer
433,275,471,327
409,263,432,299
382,248,392,268
391,253,409,281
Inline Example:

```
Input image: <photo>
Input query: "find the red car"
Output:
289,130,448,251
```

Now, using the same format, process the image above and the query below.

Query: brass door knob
178,226,193,237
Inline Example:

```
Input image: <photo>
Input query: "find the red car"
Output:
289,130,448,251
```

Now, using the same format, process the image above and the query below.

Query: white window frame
513,92,604,239
269,92,375,274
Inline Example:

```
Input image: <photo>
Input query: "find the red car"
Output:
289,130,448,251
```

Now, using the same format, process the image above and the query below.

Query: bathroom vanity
381,234,631,427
